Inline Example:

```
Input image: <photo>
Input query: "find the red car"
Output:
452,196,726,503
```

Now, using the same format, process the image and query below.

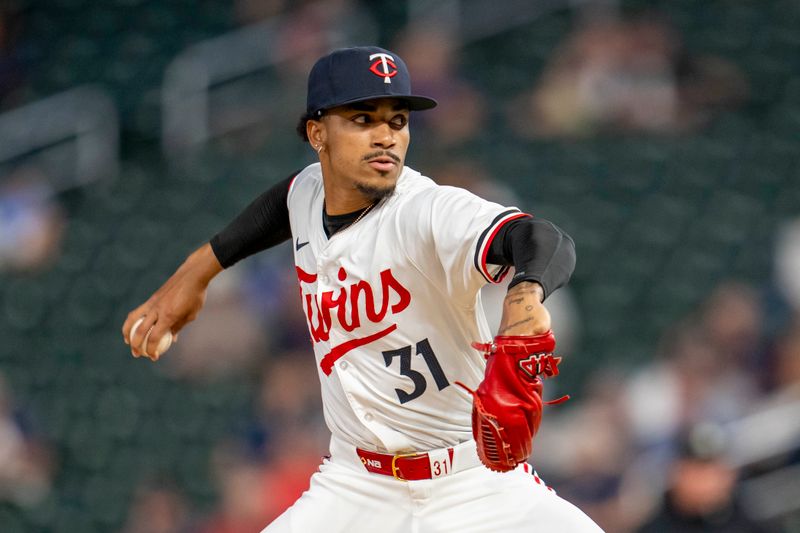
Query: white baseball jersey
287,163,529,453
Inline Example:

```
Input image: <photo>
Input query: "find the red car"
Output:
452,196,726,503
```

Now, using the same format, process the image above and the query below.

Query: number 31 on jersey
382,338,450,404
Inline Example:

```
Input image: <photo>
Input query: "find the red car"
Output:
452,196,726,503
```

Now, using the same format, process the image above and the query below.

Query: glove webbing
471,394,511,465
469,341,570,405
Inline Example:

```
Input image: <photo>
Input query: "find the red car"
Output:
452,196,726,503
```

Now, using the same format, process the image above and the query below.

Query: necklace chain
345,201,376,231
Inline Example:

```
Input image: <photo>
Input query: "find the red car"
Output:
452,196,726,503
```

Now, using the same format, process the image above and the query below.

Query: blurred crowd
510,11,747,138
1,1,798,532
0,373,53,509
537,277,800,532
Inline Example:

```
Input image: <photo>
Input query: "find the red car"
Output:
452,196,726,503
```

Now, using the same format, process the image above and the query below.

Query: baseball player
123,46,603,532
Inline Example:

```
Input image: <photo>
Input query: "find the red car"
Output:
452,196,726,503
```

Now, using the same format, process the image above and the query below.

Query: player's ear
307,119,326,150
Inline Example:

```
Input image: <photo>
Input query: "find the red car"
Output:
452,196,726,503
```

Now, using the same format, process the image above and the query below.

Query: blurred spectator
197,444,273,533
536,371,636,532
625,284,763,453
240,352,328,464
510,12,747,138
0,372,54,508
258,425,325,523
121,478,192,533
0,166,65,272
770,316,800,396
427,159,518,207
198,415,326,533
242,251,313,352
0,4,27,110
700,283,763,371
636,423,765,533
273,0,376,85
255,355,324,431
234,0,287,25
203,354,327,528
393,25,488,147
775,218,800,314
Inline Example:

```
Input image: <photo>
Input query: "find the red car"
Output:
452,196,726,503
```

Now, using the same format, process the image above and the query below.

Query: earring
316,144,324,153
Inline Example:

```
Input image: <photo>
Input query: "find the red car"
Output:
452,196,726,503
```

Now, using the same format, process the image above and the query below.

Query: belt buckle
391,452,422,482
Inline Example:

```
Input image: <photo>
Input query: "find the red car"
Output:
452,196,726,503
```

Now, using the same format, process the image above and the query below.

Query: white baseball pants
261,436,604,532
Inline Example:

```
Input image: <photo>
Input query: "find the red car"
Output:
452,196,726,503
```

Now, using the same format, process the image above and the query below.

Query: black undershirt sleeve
485,217,576,299
209,171,299,268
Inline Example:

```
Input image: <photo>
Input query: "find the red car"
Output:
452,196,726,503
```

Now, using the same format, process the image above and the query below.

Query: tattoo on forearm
506,290,540,300
505,283,544,306
506,294,540,309
499,317,534,334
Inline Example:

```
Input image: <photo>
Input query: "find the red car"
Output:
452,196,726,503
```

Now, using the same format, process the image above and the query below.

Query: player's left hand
456,331,568,472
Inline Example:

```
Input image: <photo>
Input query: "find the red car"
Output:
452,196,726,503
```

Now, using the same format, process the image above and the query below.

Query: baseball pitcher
123,46,603,533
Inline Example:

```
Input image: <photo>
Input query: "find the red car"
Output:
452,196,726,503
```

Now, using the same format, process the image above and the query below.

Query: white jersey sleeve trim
473,209,531,284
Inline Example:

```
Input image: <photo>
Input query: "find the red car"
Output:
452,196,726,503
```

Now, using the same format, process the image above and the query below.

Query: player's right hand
122,243,222,361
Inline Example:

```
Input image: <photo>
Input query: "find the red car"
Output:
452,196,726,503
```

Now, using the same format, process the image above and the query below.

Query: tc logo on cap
369,53,397,84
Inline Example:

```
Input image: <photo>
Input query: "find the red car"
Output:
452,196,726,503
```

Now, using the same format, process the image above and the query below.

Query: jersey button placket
334,349,359,410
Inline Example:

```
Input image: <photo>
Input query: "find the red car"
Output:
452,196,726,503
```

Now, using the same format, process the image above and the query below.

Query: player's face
316,99,410,203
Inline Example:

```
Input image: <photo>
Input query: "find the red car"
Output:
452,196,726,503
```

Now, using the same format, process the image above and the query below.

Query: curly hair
296,110,324,141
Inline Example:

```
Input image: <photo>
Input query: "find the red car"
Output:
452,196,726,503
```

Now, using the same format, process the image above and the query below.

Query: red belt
356,447,455,481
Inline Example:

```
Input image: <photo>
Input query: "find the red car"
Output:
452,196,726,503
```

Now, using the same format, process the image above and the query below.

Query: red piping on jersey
320,323,397,375
288,174,299,193
480,213,531,282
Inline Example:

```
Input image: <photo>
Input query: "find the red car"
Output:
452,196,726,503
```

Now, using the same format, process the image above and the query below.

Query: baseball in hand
130,317,173,359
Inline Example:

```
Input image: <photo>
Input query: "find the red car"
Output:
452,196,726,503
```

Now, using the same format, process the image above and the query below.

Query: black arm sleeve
209,171,298,268
485,217,576,299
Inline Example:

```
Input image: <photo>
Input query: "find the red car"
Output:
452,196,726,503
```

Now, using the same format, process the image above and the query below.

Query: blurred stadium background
1,0,799,531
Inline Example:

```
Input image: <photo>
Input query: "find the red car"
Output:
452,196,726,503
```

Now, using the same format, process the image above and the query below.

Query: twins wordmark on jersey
296,264,411,375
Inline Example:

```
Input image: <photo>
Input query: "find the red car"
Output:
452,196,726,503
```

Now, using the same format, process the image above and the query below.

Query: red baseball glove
456,331,568,473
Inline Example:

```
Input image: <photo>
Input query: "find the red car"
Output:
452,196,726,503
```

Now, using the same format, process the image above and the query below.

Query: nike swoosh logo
295,238,309,251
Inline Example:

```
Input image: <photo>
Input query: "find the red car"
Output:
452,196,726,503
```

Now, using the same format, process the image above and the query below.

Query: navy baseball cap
306,46,438,115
